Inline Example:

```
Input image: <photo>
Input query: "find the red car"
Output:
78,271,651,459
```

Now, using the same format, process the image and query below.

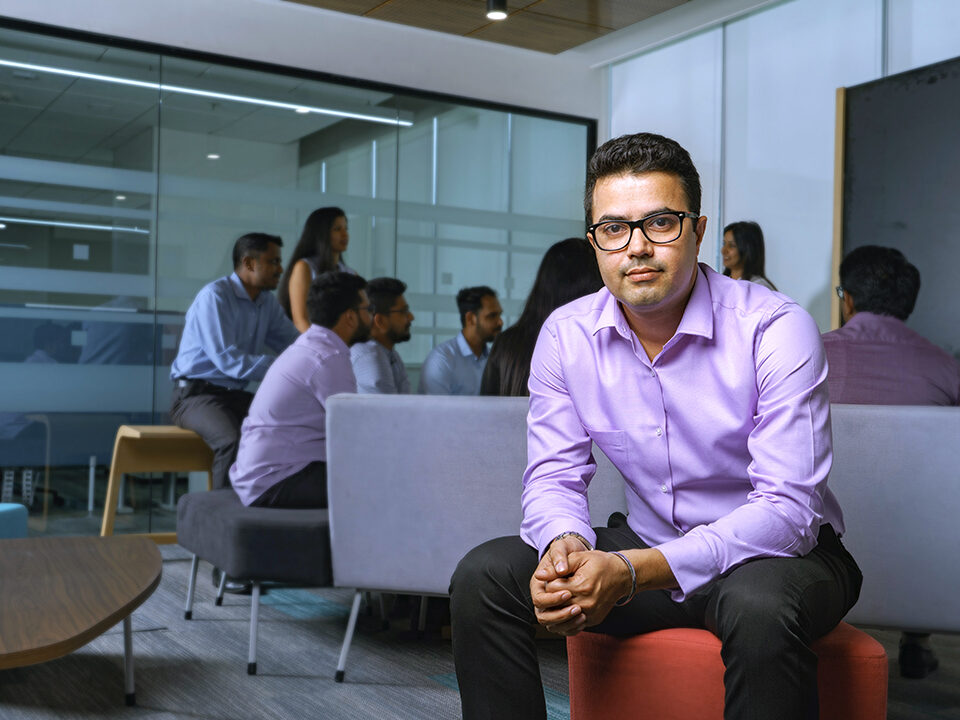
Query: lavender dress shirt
229,325,357,506
521,264,844,600
822,312,960,406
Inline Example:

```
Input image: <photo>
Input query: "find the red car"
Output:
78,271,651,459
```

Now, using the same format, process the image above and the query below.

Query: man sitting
350,277,414,394
450,132,861,720
419,285,502,395
823,244,960,678
230,272,370,508
170,233,298,491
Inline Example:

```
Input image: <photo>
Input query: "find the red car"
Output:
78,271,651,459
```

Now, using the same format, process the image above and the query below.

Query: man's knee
450,536,536,615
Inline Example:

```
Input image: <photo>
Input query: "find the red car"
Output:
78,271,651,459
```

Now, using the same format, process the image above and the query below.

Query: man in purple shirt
824,245,960,679
229,271,370,508
450,133,861,720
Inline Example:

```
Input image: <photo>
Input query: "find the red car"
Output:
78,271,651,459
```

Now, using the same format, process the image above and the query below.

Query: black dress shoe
899,643,939,679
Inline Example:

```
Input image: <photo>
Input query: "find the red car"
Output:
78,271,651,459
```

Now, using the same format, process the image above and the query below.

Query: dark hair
480,238,603,397
840,245,920,321
456,285,497,328
366,277,407,316
232,233,282,270
722,221,777,290
584,133,701,224
278,207,346,316
306,271,367,329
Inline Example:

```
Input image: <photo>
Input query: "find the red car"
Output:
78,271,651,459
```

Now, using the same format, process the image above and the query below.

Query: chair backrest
830,403,960,632
326,394,626,595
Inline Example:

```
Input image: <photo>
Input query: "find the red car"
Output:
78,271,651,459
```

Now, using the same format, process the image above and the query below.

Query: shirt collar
456,331,488,358
228,272,260,305
592,263,715,342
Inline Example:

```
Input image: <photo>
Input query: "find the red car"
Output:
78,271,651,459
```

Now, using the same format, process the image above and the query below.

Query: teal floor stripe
430,673,569,720
260,588,351,620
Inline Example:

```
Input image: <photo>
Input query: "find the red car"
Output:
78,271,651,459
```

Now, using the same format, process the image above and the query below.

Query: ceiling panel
282,0,689,54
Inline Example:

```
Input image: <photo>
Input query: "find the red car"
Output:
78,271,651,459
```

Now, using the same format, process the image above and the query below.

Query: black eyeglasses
587,211,700,251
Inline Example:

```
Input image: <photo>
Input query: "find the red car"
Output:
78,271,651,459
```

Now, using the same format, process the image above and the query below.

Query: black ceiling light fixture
486,0,507,21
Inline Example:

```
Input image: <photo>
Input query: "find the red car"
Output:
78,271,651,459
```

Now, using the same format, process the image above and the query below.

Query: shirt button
649,369,655,376
660,484,668,493
655,427,663,437
677,530,684,537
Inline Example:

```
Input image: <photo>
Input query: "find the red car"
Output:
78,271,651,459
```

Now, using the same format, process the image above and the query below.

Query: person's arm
265,294,300,353
418,345,456,395
352,345,398,394
655,303,833,599
288,260,313,333
193,288,275,381
520,321,597,554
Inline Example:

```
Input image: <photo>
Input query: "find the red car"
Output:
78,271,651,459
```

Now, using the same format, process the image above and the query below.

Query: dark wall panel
843,56,960,359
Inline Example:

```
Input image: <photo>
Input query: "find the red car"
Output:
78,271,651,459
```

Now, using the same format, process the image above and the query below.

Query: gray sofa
326,395,960,678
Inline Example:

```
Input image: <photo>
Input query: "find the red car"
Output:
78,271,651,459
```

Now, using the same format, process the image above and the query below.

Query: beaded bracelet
609,550,637,606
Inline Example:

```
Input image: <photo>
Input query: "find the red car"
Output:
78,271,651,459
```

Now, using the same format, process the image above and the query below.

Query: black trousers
450,516,861,720
169,380,253,490
251,461,327,509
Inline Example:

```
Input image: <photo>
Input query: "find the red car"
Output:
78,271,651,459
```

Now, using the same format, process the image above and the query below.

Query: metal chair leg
247,582,261,675
123,615,135,706
215,568,227,606
184,555,199,619
335,590,363,682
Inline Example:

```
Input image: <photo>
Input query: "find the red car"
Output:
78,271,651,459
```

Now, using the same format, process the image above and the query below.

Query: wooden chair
100,425,213,543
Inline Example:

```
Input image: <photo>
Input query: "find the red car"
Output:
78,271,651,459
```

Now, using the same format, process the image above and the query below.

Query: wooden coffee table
0,535,162,705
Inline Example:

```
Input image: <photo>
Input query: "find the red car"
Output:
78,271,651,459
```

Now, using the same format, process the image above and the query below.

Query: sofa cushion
176,489,331,585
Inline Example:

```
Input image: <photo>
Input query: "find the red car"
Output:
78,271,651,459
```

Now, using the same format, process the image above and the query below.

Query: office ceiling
283,0,689,54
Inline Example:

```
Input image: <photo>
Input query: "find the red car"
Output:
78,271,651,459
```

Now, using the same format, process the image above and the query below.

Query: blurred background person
351,277,414,394
419,286,502,396
481,238,603,397
822,244,960,679
722,220,777,290
277,207,354,332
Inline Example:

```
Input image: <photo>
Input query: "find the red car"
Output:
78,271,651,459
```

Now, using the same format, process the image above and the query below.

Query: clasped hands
529,535,633,636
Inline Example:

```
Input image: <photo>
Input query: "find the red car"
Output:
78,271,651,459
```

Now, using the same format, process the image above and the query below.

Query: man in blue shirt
170,233,299,493
350,277,414,394
419,285,502,395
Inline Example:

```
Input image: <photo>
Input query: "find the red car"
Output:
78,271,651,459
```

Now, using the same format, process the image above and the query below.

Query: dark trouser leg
701,525,862,720
250,461,327,509
449,521,693,720
170,384,253,490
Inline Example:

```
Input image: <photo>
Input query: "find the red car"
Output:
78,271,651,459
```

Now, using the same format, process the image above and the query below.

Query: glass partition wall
0,23,593,537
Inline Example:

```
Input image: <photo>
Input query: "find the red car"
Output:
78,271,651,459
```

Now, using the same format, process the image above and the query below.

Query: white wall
0,0,600,121
583,0,960,330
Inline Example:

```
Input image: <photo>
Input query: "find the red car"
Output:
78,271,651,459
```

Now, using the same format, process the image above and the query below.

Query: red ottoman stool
567,622,887,720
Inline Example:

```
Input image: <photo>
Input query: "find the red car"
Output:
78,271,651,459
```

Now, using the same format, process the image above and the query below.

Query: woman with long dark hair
480,238,603,397
277,207,354,331
721,221,777,291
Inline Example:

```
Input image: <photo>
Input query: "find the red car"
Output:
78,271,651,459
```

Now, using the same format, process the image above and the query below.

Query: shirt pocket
585,428,629,470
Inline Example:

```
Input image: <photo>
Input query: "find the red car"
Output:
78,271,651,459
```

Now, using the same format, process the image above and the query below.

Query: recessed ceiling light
206,153,221,160
115,195,126,201
486,0,508,20
0,223,6,230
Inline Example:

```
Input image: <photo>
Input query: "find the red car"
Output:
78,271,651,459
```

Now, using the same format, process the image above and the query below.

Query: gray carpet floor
0,544,957,719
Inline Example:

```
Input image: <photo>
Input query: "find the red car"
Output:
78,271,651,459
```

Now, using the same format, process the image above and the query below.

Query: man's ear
843,292,856,317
